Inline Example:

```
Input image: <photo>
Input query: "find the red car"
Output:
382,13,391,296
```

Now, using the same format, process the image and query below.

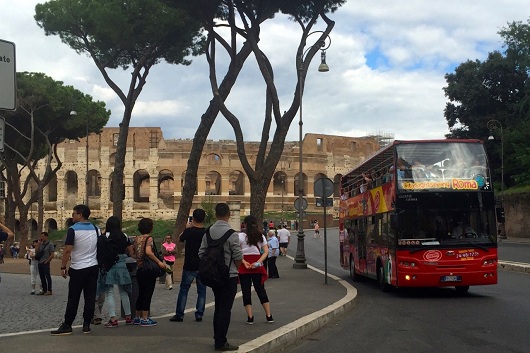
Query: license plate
441,275,462,282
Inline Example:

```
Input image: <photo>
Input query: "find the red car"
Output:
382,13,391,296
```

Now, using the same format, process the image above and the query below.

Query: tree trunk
112,108,133,220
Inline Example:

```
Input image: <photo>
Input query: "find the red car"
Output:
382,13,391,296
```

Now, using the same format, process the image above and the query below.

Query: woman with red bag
238,215,274,324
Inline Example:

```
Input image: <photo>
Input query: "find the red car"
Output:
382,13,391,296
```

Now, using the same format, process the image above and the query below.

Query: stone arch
229,170,245,195
206,153,222,165
333,174,343,197
158,169,174,208
205,170,221,195
133,169,150,203
294,173,308,196
47,174,58,202
273,171,287,195
87,169,102,197
64,170,78,209
45,218,58,233
314,172,327,182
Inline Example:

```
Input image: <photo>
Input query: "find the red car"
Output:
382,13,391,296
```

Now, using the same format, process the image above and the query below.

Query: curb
238,257,358,353
498,260,530,274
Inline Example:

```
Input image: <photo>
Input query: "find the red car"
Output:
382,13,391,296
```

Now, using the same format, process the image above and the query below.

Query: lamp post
293,31,331,269
71,109,89,206
487,119,506,239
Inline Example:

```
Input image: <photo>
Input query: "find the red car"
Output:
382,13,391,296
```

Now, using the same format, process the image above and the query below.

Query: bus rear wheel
455,285,470,294
349,258,360,282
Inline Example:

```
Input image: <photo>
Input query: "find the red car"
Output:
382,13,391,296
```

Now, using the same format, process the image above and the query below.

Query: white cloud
2,0,528,143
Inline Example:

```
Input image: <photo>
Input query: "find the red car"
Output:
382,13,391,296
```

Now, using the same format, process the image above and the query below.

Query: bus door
357,218,368,275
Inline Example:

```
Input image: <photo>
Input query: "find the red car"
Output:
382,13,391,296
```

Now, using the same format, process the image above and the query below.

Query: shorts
279,242,289,248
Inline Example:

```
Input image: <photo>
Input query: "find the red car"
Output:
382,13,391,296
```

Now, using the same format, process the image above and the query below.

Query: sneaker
44,291,52,296
215,342,239,351
91,318,102,325
31,291,35,295
169,315,183,322
247,316,254,325
51,323,73,336
140,318,157,327
266,315,274,323
133,317,141,325
168,286,173,290
36,291,45,296
195,317,203,322
125,316,134,325
104,319,118,328
82,323,91,334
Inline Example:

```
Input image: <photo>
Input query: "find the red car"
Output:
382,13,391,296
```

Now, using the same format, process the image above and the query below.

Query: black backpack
198,228,235,288
96,228,119,274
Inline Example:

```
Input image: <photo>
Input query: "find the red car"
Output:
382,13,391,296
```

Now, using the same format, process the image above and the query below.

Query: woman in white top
238,215,273,324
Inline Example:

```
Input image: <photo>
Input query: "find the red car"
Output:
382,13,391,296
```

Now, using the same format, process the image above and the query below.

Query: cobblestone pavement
0,263,199,334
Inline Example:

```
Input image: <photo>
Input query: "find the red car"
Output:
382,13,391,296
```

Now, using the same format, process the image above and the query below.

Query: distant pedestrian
36,232,55,296
313,221,320,239
277,224,290,257
133,218,166,327
27,240,41,294
238,215,273,325
161,234,176,290
266,230,279,278
0,244,5,264
170,208,207,322
51,204,99,336
198,203,242,351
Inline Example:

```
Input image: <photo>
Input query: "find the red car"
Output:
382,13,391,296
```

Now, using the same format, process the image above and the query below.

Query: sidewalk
0,255,356,353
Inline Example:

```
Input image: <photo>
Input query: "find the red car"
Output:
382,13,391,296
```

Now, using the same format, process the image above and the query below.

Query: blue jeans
175,270,206,319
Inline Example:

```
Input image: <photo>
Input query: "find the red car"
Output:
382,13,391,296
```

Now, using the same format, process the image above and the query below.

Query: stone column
227,201,241,230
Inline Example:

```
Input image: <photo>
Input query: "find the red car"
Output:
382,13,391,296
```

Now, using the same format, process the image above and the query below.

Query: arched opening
294,173,308,196
333,174,343,197
205,171,221,195
229,171,244,195
158,169,174,208
47,174,57,202
45,218,58,233
273,172,287,195
64,171,78,209
133,170,150,203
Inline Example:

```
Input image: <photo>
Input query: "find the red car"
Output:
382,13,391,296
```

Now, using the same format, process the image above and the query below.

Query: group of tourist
46,202,287,351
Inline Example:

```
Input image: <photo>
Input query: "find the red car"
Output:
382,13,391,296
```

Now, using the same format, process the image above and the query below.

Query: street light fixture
487,119,506,239
294,31,331,270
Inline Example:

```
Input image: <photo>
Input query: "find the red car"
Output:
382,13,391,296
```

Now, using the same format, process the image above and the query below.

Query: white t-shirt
238,232,267,255
277,228,290,243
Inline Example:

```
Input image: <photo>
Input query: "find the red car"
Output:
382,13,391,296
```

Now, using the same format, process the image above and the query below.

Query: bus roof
342,139,484,180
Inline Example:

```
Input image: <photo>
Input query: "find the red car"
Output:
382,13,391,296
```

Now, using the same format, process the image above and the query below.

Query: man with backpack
198,203,242,351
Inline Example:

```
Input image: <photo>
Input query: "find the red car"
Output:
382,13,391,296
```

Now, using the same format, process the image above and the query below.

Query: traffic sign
0,39,16,111
294,197,308,211
314,177,334,198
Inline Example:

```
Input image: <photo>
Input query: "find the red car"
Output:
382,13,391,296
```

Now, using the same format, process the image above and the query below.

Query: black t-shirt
0,231,8,242
179,226,206,271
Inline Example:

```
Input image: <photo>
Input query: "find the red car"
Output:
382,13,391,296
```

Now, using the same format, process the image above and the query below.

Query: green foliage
34,0,205,70
199,196,216,227
444,17,530,188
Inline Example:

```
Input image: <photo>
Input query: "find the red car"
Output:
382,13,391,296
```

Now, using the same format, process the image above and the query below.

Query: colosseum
22,127,385,235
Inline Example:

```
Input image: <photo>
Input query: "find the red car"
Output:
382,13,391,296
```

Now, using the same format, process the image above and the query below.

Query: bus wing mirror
390,213,400,230
496,207,505,224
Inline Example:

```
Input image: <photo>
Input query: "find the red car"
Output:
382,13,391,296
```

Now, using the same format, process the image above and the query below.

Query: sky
1,0,529,143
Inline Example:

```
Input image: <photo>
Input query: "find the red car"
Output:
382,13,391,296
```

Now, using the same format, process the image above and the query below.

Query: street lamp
294,31,331,269
70,109,89,206
487,119,506,239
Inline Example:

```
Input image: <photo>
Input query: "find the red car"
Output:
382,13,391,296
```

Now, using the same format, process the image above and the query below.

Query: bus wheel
349,258,360,282
378,265,391,292
455,286,470,294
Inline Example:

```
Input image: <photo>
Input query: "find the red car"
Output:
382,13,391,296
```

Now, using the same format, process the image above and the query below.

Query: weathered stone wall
503,192,530,239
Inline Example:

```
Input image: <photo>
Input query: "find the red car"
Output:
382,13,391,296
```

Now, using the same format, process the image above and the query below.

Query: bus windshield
395,142,490,192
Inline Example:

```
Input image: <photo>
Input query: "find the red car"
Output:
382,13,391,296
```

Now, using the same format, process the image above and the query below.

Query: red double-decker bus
339,139,501,293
